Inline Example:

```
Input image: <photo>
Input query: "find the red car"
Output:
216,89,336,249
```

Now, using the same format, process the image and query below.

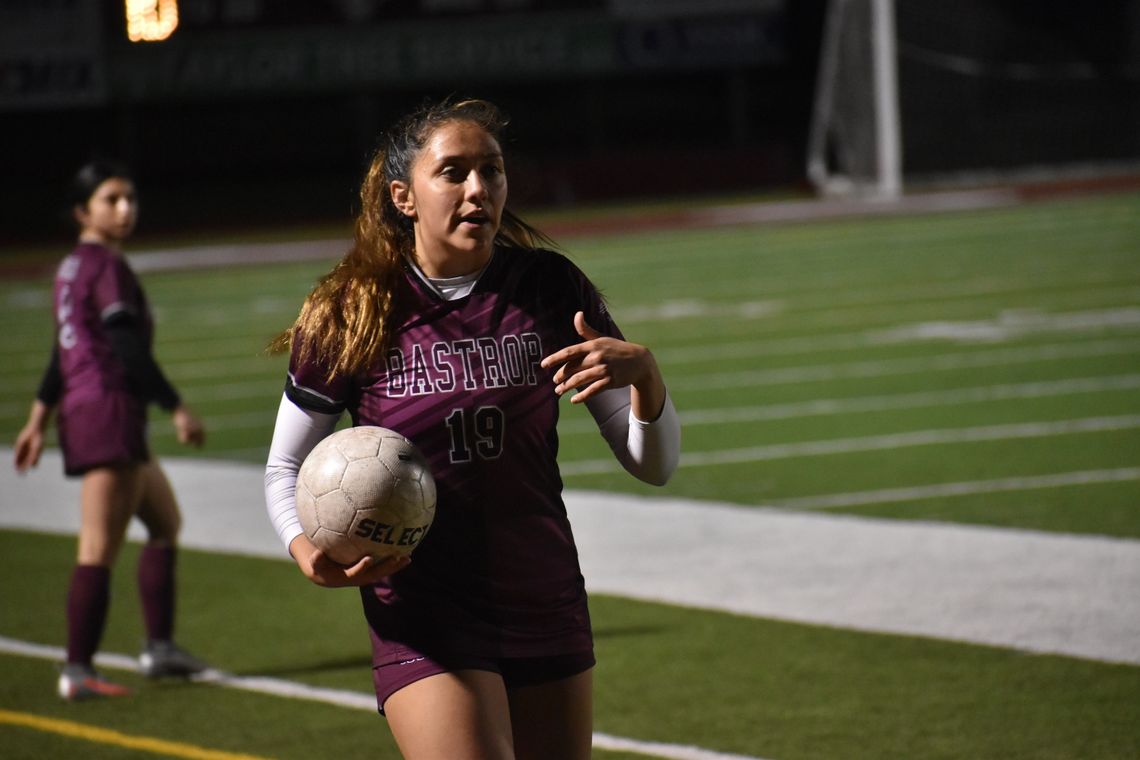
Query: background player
14,160,209,700
264,97,681,759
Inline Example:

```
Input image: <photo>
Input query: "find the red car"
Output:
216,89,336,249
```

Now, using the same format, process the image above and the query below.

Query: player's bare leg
133,460,181,545
508,668,593,760
76,464,143,565
385,670,515,760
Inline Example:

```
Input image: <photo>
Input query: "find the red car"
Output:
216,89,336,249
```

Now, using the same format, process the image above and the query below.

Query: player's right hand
290,534,410,587
343,553,412,586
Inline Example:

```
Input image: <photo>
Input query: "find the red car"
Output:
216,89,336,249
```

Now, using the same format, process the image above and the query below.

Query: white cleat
139,640,209,678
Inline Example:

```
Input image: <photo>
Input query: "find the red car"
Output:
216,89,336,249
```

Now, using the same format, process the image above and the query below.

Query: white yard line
669,338,1140,391
560,374,1140,434
654,326,1139,366
2,450,1138,666
770,467,1140,510
561,414,1140,475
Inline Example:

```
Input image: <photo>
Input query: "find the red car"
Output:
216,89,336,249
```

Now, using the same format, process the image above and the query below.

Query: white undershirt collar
407,252,493,302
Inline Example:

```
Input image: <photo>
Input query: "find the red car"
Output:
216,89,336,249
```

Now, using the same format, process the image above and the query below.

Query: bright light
125,0,179,42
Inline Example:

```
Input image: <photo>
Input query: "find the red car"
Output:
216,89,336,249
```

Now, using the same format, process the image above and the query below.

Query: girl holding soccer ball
14,160,209,700
265,98,680,759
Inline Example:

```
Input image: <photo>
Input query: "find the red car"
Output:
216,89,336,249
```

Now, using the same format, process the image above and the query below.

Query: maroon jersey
287,247,621,658
53,242,154,405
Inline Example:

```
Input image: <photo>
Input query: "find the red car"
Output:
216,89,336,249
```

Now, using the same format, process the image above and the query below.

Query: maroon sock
66,564,111,666
138,543,176,642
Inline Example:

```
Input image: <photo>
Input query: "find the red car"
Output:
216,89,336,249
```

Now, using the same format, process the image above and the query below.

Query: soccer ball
295,426,436,566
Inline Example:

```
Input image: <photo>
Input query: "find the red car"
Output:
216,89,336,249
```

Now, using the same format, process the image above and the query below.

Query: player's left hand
173,405,206,448
541,311,658,405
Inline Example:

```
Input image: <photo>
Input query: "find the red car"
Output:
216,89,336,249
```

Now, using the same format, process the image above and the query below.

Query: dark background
1,0,1137,244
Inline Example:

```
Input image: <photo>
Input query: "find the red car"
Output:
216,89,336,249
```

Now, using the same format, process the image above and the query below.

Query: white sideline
2,449,1138,666
0,635,768,760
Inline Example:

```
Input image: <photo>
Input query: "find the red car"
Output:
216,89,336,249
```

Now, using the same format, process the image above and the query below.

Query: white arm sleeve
264,393,340,554
585,387,680,486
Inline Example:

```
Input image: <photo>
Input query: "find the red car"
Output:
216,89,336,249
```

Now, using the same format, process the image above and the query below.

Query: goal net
807,0,1140,197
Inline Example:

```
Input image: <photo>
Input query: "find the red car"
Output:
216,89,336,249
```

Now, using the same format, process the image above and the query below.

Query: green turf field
2,192,1138,758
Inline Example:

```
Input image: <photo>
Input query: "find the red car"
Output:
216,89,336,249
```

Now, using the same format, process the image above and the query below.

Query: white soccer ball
295,426,436,566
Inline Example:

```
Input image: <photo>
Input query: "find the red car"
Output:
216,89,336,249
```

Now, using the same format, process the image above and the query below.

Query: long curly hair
269,97,552,379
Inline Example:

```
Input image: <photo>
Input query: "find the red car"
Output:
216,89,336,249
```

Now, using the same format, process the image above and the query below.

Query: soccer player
14,160,209,700
264,98,680,759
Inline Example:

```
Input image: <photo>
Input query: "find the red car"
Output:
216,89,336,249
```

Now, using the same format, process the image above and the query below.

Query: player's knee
144,511,181,543
164,511,182,540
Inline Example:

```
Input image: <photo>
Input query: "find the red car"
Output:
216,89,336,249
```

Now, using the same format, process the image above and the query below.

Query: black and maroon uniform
46,243,178,475
286,246,621,663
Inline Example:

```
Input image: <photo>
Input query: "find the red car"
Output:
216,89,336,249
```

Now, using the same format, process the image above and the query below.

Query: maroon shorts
371,646,595,714
58,392,149,476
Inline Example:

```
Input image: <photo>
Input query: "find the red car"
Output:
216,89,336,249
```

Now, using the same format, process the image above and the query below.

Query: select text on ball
355,518,429,548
